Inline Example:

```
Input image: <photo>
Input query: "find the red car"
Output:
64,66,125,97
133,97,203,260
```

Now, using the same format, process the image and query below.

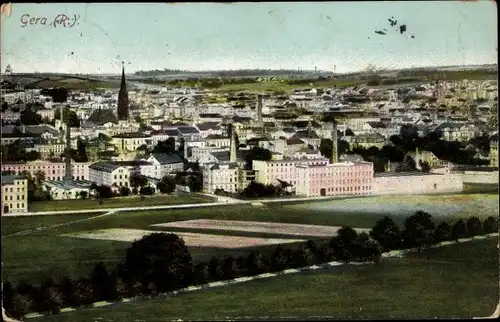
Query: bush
466,216,483,237
483,216,499,234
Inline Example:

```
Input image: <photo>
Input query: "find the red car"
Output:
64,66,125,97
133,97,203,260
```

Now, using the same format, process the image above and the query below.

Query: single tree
247,251,268,275
370,216,403,251
433,222,452,242
208,257,224,281
193,262,211,285
450,220,467,241
483,216,499,234
122,233,193,293
8,292,33,319
90,262,113,301
466,216,483,237
403,211,436,251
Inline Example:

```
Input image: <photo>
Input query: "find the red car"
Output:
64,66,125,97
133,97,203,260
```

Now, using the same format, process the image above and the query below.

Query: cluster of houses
1,75,498,214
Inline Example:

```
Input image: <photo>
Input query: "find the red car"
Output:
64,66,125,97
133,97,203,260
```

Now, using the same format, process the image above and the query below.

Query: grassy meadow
28,194,213,212
3,193,497,286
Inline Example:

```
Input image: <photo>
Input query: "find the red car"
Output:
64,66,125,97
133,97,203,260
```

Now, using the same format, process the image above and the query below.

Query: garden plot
63,229,305,249
153,219,370,237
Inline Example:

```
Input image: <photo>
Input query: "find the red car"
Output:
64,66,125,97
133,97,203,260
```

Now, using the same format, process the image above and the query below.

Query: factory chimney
64,124,72,182
230,126,237,163
257,94,263,127
331,121,338,163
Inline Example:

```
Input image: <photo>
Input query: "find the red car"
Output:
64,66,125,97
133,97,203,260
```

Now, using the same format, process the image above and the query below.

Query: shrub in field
402,211,436,251
370,216,403,251
193,262,211,285
221,256,238,280
483,216,499,234
270,246,292,272
466,216,483,237
90,262,114,302
122,233,193,293
247,251,269,275
433,222,452,243
8,292,33,319
451,220,467,241
208,257,224,281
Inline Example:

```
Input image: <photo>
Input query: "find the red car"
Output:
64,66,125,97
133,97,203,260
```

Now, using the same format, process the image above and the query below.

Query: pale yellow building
111,133,153,154
1,175,29,214
490,134,498,167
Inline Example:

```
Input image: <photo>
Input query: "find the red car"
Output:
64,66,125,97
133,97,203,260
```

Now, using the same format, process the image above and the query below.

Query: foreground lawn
1,213,104,236
37,239,499,321
3,193,497,285
28,194,212,212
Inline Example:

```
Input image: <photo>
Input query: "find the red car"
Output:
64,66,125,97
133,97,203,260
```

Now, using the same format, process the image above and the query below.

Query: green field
2,193,497,286
29,194,213,212
37,238,499,321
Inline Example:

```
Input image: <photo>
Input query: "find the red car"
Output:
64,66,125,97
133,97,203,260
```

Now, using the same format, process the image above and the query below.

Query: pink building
296,161,374,197
1,161,91,181
252,158,330,187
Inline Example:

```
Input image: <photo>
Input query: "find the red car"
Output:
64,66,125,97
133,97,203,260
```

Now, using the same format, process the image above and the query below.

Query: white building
141,153,185,179
89,162,131,191
202,163,239,193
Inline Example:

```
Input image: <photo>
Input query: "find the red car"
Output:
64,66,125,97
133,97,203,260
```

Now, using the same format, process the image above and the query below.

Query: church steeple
117,62,129,120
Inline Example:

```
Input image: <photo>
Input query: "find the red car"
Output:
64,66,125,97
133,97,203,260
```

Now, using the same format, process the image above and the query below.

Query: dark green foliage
483,216,499,234
434,222,452,242
370,216,403,251
208,257,224,281
244,146,272,170
157,175,176,194
90,262,113,301
403,211,436,251
451,220,467,241
247,251,268,275
122,233,193,293
152,138,176,154
466,216,483,237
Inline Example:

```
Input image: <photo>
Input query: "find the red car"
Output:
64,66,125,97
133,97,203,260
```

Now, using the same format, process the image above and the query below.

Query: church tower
117,62,129,120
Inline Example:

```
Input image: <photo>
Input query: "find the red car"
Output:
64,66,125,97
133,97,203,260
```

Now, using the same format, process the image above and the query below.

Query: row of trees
2,228,382,319
370,212,499,252
4,211,498,319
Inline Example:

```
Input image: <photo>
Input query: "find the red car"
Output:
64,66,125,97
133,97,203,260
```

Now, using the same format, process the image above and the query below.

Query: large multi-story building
253,158,330,187
1,161,91,181
1,175,28,214
295,160,374,197
88,162,131,191
141,153,185,179
203,163,240,193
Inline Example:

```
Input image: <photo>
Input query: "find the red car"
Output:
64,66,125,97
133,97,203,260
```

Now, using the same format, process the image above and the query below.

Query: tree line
4,210,496,319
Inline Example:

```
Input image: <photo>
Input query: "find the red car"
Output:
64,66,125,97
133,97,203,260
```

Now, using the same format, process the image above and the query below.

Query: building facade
372,172,463,195
202,162,239,193
88,162,131,191
1,175,28,214
1,161,91,181
295,161,374,197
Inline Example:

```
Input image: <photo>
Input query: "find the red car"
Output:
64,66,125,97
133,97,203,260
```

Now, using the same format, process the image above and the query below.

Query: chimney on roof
230,126,237,163
331,121,338,163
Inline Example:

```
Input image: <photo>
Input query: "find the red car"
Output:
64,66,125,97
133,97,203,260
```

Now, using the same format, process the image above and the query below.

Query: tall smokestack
331,121,338,163
64,125,72,182
257,94,263,127
59,105,65,143
230,126,237,163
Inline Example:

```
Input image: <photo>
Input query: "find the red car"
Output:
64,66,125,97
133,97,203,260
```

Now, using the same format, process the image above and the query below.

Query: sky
0,2,497,74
